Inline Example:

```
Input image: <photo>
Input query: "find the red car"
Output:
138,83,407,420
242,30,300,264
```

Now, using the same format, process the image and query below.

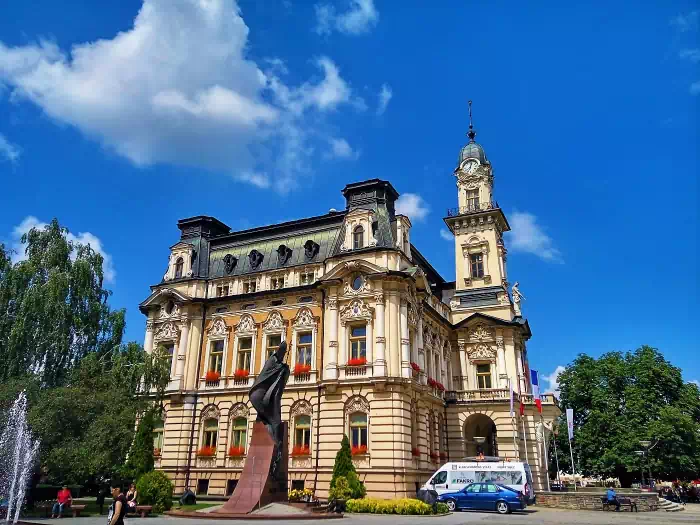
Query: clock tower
444,102,513,323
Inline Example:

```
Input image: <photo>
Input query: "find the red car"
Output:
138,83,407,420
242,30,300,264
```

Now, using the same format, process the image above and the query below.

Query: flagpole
510,379,518,460
542,415,550,492
522,415,529,465
567,426,577,492
553,427,562,488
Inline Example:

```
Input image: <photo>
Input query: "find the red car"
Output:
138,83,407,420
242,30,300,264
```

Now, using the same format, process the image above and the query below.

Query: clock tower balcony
447,200,500,217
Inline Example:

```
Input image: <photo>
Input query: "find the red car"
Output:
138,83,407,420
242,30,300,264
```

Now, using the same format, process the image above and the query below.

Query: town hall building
139,116,559,499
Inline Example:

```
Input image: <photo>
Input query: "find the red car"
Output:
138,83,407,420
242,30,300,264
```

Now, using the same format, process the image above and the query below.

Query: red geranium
294,364,311,375
429,451,439,462
351,445,368,456
234,369,250,380
291,445,311,456
347,357,367,366
427,378,437,388
410,362,421,372
228,446,245,457
197,446,216,457
411,447,421,457
436,382,446,392
205,370,221,382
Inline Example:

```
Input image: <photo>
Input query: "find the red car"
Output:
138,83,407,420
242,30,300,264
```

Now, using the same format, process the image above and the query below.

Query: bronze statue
249,340,289,476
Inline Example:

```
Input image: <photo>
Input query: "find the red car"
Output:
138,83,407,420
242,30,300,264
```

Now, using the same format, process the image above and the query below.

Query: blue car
438,482,525,514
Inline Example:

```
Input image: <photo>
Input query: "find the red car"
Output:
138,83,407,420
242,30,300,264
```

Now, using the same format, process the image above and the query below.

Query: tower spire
467,100,476,143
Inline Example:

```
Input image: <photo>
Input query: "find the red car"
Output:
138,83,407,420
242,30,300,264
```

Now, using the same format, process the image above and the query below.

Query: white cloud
315,0,379,36
0,0,365,193
690,380,700,388
10,216,116,283
326,137,359,160
690,81,700,95
376,83,392,115
395,193,429,221
506,211,563,263
671,10,698,33
439,229,453,241
680,48,700,63
543,365,566,396
0,133,21,163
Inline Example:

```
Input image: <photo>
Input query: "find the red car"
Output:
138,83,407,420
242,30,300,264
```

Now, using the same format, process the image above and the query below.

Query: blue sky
1,1,697,390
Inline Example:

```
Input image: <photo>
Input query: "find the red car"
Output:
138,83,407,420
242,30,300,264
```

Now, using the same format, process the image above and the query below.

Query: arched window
174,258,184,278
294,415,311,451
153,418,164,455
231,417,247,451
353,226,364,250
349,412,368,450
203,418,218,448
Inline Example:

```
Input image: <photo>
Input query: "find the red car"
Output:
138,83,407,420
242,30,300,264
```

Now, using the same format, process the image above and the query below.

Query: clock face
462,159,478,174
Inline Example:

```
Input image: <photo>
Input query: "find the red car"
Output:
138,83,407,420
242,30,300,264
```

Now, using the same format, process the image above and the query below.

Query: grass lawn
172,503,219,512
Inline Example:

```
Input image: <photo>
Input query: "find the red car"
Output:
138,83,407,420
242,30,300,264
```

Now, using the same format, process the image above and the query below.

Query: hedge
135,470,173,514
346,498,448,515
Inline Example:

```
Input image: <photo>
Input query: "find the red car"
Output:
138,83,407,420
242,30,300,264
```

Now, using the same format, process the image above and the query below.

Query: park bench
601,497,637,512
134,505,153,518
70,504,87,517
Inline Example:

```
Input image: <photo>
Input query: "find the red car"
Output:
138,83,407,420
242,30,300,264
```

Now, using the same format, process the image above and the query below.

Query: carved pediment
263,310,285,332
467,343,496,362
230,403,249,419
293,307,316,329
339,299,373,324
345,395,369,416
236,314,256,333
201,404,220,420
207,318,230,337
469,323,495,342
290,400,312,417
154,322,179,341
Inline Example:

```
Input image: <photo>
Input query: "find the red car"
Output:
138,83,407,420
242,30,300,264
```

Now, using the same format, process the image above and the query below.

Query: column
457,342,467,390
496,330,507,389
373,293,386,376
144,320,154,354
399,297,411,378
325,296,338,380
483,248,490,278
515,347,525,393
365,319,373,367
417,313,426,384
176,319,190,378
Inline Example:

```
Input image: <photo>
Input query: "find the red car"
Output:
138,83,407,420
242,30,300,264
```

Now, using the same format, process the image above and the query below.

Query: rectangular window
295,415,311,448
209,340,224,374
237,337,252,371
243,280,256,294
466,190,479,211
231,417,247,449
297,332,312,366
349,413,368,448
163,343,175,374
203,419,218,448
470,253,484,278
476,363,492,389
270,277,283,290
196,479,209,495
349,325,367,360
267,334,281,359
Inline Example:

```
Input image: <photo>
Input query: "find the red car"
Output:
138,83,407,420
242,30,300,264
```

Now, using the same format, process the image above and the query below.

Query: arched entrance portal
463,413,498,458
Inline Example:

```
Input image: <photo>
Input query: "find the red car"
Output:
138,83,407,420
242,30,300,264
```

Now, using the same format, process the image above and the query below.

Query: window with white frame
294,415,311,450
300,268,315,285
174,258,184,279
231,417,247,451
237,337,252,371
466,189,479,211
476,363,492,389
296,332,312,366
470,253,484,278
349,325,367,361
350,412,368,448
153,417,164,454
162,342,175,375
202,418,218,448
209,340,224,374
353,226,364,249
266,334,282,359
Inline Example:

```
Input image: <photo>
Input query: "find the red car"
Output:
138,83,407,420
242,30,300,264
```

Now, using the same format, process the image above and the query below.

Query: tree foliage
0,220,125,387
136,470,173,513
330,435,356,489
550,346,700,486
123,408,157,481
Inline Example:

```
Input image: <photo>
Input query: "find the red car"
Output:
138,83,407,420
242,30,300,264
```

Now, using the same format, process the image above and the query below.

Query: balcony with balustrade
446,200,500,218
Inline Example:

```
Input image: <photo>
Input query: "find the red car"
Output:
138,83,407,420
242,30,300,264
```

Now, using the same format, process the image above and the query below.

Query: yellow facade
141,140,560,499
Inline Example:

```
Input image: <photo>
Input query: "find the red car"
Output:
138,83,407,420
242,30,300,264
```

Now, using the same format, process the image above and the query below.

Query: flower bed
351,445,368,456
205,370,221,382
291,445,311,456
293,363,311,375
196,446,216,457
347,357,367,366
288,488,314,502
228,446,245,457
411,447,421,457
346,498,449,515
233,369,250,380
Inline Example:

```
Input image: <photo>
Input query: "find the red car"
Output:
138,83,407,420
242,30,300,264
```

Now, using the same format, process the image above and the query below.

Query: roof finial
467,100,476,143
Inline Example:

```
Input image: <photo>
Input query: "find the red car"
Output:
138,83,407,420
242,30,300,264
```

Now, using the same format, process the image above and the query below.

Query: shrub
122,409,156,480
346,471,366,499
136,470,173,514
328,476,353,501
346,498,433,515
234,369,249,379
330,435,356,489
436,502,449,514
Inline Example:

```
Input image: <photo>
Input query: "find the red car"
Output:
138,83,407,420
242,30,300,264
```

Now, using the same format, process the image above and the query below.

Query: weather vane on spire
467,100,476,143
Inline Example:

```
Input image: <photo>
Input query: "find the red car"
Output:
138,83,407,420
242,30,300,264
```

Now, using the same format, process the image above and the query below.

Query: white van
421,460,535,504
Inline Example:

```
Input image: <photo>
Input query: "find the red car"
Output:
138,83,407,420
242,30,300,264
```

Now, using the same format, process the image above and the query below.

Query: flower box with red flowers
429,451,439,462
234,369,250,380
427,378,437,388
291,445,311,457
411,447,421,457
205,370,221,383
410,362,421,372
439,452,448,460
347,357,367,367
435,382,445,392
351,445,368,456
293,364,311,376
197,446,216,457
153,448,161,457
228,446,245,457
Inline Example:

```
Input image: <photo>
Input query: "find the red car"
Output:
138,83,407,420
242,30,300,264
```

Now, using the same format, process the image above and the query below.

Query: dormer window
353,226,364,250
174,258,184,279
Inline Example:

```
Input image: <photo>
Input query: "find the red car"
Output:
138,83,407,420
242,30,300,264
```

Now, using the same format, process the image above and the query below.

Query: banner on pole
566,408,574,440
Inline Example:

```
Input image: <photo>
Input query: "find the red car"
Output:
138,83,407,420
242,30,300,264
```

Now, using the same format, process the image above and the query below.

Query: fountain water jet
0,392,40,524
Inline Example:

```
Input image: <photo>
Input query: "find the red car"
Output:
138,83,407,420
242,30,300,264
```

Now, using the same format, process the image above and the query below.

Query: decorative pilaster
417,312,426,384
496,329,507,388
399,297,411,378
175,319,190,378
458,341,468,390
144,320,154,354
325,296,338,380
373,293,386,376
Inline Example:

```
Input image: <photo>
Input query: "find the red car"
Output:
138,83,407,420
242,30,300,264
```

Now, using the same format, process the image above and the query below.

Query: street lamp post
640,440,653,489
635,451,645,487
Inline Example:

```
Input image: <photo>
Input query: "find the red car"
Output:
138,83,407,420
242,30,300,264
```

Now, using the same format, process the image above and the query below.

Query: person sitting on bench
606,487,621,511
51,486,72,518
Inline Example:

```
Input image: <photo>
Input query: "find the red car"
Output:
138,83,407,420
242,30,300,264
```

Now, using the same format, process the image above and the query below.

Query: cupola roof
458,100,488,166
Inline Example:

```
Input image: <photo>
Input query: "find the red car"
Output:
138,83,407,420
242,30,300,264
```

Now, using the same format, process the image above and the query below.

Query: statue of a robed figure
216,341,290,515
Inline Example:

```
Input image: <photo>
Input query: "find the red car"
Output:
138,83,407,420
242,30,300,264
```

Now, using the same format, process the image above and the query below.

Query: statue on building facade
512,281,525,316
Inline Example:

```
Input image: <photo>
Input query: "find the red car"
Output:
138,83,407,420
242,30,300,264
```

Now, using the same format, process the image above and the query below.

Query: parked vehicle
421,459,535,504
437,482,525,514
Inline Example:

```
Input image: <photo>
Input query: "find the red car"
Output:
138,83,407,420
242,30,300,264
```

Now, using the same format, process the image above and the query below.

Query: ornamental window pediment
468,323,495,342
467,343,496,362
235,314,256,334
293,307,316,330
339,299,373,325
262,311,285,333
154,322,180,342
207,318,230,338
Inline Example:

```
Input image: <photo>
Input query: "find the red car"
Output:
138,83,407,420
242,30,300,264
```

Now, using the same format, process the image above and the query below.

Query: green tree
330,435,356,489
550,346,700,486
123,408,157,481
0,220,125,388
136,470,173,513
